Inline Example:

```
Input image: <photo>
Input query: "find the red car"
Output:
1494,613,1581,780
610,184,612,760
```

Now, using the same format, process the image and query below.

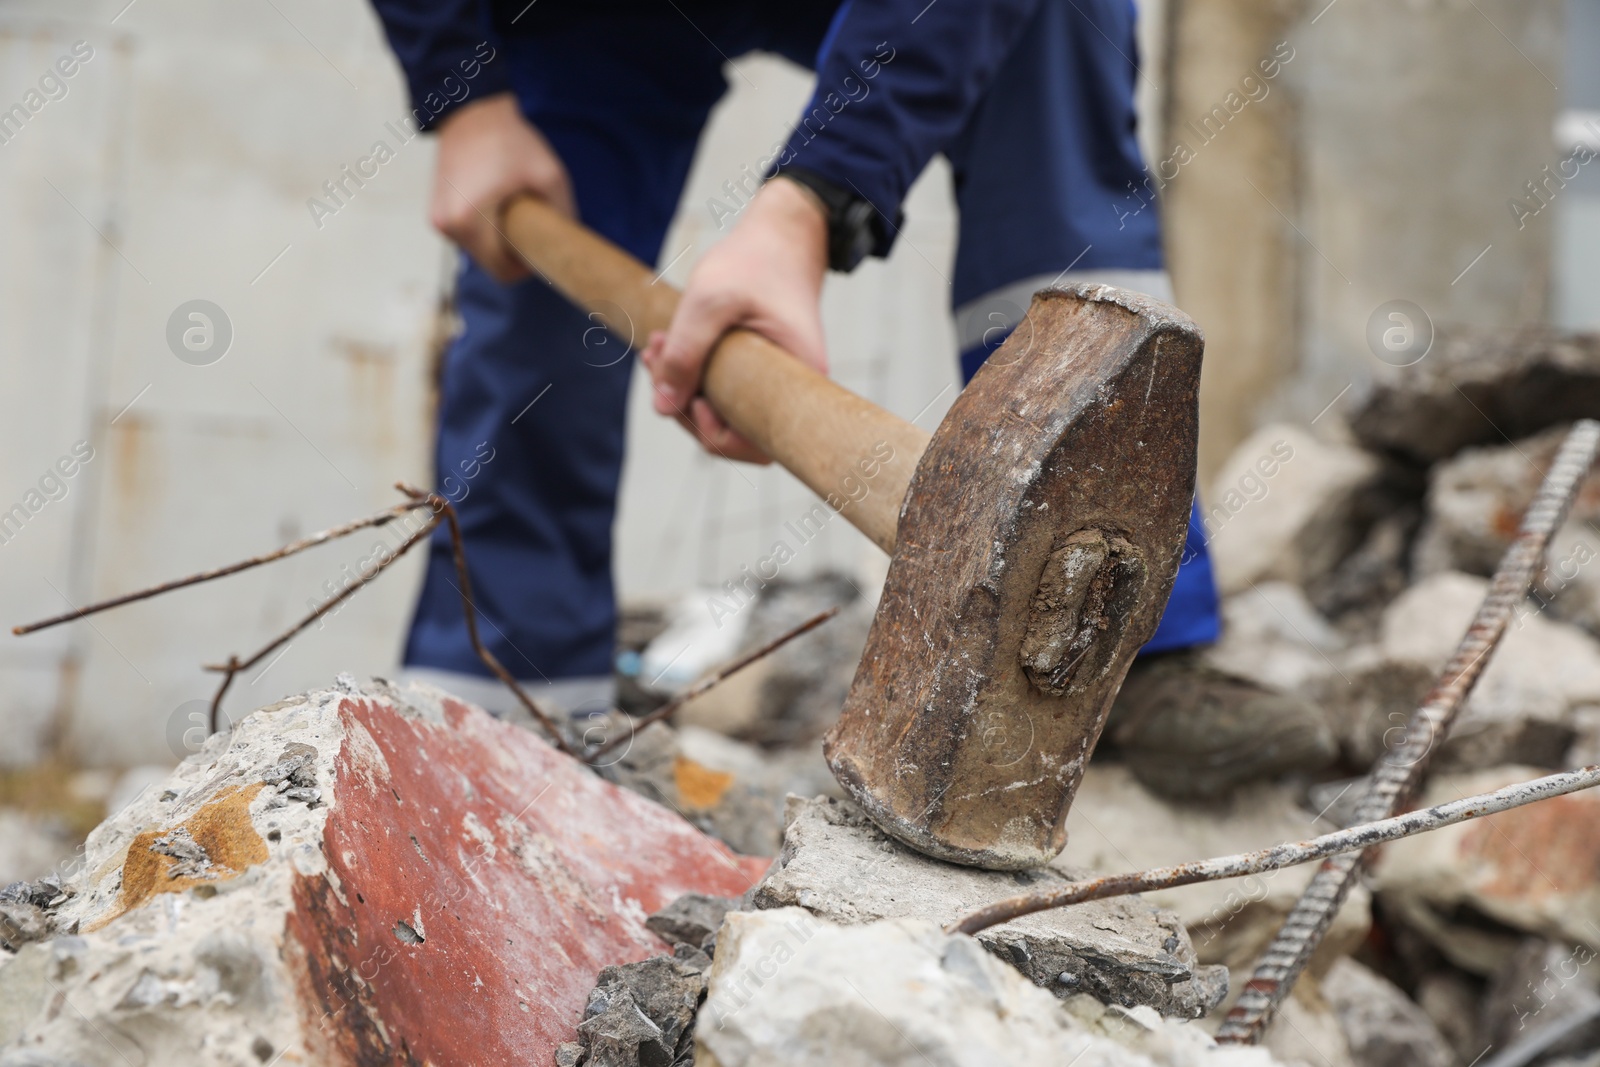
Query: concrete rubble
1205,423,1384,597
751,795,1230,1018
1349,327,1600,465
1414,425,1600,635
0,678,764,1065
8,329,1600,1066
696,907,1283,1067
1371,765,1600,970
1321,957,1455,1067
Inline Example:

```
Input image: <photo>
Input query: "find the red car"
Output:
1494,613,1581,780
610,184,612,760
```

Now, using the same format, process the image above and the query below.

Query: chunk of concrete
1061,765,1371,977
577,953,709,1067
1205,424,1384,596
1413,424,1600,638
1321,958,1454,1067
647,893,739,952
697,907,1284,1067
1349,328,1600,465
1372,765,1600,968
753,796,1229,1018
0,680,767,1065
1202,582,1346,696
1480,938,1600,1056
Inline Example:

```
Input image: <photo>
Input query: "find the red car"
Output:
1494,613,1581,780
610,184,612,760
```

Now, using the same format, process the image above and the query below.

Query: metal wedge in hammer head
824,284,1204,870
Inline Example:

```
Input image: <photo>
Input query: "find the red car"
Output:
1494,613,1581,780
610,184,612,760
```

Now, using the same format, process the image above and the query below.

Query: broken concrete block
697,907,1283,1067
1413,424,1600,637
647,893,739,952
1372,765,1600,969
1414,969,1486,1065
752,796,1228,1018
1349,327,1600,465
0,680,768,1065
1321,958,1454,1067
1377,572,1600,769
1205,424,1384,596
1316,644,1438,769
577,953,708,1067
1061,765,1371,978
1254,980,1355,1067
1480,938,1600,1056
1309,509,1421,624
1201,582,1346,696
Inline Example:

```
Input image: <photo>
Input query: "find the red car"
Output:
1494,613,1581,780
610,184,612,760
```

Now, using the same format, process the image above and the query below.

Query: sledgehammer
502,196,1204,870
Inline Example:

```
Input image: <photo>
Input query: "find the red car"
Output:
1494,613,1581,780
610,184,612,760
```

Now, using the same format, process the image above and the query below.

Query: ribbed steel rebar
1215,418,1600,1044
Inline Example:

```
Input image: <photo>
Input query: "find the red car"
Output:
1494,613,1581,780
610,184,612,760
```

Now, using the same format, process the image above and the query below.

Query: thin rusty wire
1214,417,1600,1044
12,499,435,635
395,482,575,754
202,507,443,732
11,479,828,760
949,764,1600,936
584,604,841,763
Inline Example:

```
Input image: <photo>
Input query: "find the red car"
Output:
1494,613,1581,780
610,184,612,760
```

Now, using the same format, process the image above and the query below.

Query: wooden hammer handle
501,195,930,555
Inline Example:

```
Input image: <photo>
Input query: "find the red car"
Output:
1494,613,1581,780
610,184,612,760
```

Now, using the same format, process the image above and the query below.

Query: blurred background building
0,0,1590,780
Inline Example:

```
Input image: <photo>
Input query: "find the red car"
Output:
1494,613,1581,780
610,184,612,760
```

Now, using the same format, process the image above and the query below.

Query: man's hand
642,178,829,463
430,93,575,282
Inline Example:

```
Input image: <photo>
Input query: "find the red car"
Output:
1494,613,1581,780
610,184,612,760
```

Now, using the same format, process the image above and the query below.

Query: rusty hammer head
824,283,1204,870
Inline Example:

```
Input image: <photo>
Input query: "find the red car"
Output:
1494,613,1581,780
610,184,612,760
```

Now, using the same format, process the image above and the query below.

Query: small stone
1204,424,1383,596
670,942,712,972
646,893,737,950
554,1041,586,1067
149,826,213,880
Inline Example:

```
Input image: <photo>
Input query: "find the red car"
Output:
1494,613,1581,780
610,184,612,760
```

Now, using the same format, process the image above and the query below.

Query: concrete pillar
1161,0,1562,484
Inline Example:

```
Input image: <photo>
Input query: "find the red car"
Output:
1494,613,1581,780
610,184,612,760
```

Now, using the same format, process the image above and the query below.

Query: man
369,0,1332,798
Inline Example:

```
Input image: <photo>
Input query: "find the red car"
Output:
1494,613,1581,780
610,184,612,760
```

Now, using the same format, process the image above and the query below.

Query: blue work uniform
367,0,1220,711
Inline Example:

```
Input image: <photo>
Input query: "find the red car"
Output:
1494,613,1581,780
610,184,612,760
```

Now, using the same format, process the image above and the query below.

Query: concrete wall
1,1,440,767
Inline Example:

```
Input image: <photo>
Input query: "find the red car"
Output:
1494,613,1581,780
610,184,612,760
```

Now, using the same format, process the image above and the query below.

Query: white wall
1,0,440,766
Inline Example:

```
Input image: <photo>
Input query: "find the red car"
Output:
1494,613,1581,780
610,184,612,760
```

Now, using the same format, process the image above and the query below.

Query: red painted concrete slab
286,694,769,1066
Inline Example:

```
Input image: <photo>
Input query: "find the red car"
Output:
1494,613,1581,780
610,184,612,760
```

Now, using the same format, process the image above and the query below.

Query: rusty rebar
204,508,443,731
949,764,1600,936
1215,417,1600,1044
393,482,576,756
584,604,841,763
13,499,435,635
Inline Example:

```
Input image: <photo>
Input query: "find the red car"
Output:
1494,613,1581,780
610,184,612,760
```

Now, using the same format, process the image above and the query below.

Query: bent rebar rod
950,764,1600,935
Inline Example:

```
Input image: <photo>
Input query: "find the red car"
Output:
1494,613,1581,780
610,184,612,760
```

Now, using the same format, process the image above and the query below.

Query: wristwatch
772,168,889,273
